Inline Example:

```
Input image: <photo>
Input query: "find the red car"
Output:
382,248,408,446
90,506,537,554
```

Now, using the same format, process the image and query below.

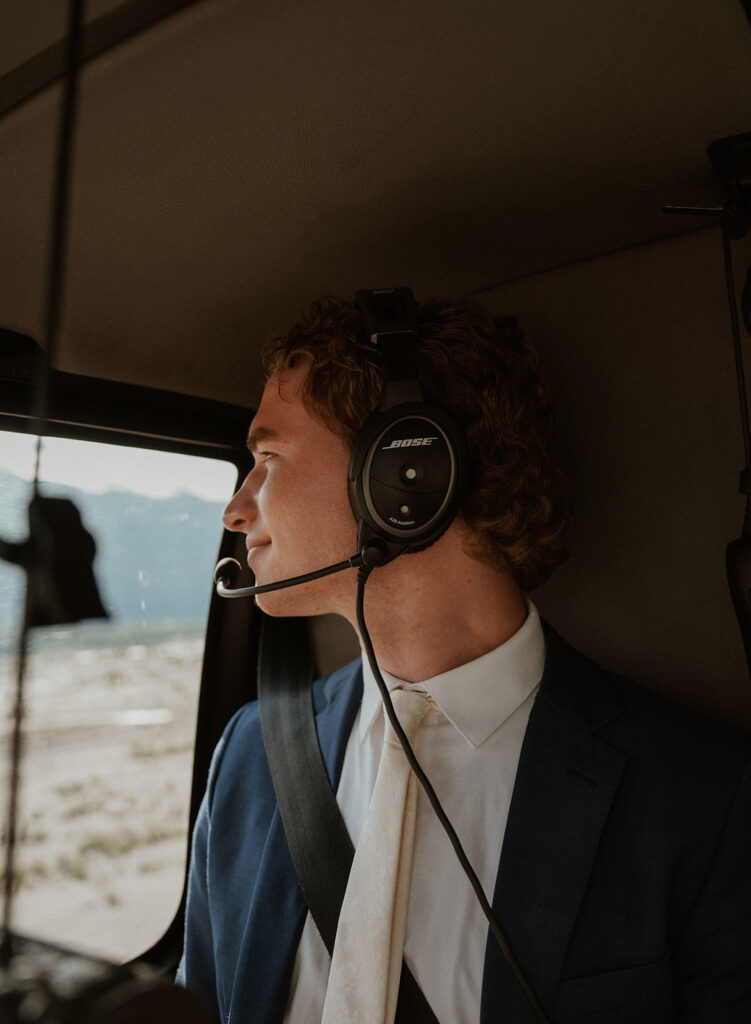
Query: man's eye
260,451,276,462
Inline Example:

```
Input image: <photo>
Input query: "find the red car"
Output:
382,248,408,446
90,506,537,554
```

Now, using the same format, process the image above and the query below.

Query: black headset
347,288,468,567
215,286,469,595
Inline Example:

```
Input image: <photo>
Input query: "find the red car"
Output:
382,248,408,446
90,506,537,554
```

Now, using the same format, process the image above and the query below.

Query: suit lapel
480,624,626,1022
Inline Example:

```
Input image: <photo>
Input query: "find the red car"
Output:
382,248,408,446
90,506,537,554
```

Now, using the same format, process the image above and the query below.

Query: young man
178,296,751,1023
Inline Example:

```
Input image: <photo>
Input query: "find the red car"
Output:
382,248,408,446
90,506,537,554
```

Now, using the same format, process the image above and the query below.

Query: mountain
0,466,228,651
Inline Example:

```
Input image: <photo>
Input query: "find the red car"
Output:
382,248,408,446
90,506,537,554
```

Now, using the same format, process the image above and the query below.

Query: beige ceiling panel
0,0,749,403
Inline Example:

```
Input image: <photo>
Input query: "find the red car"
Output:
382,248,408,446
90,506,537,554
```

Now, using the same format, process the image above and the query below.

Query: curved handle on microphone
214,557,244,591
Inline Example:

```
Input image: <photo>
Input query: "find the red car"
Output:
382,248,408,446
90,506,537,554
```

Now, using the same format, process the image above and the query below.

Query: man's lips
246,541,270,564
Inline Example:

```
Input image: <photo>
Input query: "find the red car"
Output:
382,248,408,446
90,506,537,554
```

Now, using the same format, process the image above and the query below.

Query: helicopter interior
1,0,751,1002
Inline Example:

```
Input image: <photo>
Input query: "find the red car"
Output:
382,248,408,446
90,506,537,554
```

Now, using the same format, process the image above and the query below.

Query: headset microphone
214,542,390,598
214,553,368,598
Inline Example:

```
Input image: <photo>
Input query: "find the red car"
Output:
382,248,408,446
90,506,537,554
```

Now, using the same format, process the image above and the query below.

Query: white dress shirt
284,601,545,1024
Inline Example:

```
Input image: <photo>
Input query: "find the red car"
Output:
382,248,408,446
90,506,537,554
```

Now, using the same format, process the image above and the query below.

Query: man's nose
222,477,256,532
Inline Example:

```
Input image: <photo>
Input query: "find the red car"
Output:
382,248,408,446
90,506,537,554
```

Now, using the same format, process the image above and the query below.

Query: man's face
222,360,359,617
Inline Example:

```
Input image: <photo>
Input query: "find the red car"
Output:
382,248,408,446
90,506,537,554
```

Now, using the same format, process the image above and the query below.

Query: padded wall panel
478,229,751,731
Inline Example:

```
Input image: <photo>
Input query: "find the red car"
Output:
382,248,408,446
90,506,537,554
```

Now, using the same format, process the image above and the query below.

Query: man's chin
254,583,316,618
253,575,345,619
254,591,288,616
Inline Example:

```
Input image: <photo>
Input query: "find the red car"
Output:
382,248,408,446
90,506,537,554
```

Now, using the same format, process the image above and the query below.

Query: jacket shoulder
207,656,363,805
541,619,751,793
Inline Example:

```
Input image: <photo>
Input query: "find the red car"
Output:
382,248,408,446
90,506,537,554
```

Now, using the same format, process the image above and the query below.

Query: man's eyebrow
246,426,280,453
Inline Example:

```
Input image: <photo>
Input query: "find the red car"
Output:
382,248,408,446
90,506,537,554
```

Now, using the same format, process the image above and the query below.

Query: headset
215,285,468,592
348,287,467,566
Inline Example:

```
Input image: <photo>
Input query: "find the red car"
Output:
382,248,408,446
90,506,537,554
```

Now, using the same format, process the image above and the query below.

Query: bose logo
382,437,437,450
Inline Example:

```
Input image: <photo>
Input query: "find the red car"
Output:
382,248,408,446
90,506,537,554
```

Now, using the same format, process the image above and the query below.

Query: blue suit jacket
177,624,751,1023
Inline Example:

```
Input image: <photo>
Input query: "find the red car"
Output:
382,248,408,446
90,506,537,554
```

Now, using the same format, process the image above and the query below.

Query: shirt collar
359,600,545,748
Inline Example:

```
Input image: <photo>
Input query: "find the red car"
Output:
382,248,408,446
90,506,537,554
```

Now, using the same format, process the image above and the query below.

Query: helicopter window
0,429,237,962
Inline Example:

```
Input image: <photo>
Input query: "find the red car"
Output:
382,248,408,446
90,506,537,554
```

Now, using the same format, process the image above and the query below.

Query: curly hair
263,296,569,590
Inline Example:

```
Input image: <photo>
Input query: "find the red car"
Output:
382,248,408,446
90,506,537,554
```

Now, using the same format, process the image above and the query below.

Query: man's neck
343,525,528,683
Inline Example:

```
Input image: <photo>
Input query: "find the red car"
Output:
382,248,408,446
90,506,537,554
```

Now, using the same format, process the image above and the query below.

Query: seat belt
257,613,439,1024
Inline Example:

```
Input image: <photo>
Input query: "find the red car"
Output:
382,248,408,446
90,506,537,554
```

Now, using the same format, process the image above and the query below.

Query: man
178,295,751,1023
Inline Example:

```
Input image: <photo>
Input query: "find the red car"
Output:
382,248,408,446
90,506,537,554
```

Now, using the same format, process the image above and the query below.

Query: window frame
0,347,258,972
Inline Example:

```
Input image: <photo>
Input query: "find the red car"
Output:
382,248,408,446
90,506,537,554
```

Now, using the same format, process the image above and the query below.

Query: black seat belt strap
257,614,439,1024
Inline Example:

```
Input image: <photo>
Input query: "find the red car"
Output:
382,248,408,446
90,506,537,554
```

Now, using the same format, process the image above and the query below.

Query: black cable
0,623,30,966
742,265,751,340
721,221,751,472
32,0,85,489
1,0,86,967
354,565,551,1024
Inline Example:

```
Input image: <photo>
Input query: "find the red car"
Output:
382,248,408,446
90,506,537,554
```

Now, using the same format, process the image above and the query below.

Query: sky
0,431,239,501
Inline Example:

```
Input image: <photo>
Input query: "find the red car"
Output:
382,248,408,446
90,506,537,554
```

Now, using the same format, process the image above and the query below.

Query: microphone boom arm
214,554,364,598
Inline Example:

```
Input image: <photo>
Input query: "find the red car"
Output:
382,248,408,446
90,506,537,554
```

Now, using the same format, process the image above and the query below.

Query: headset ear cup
350,287,468,564
348,402,466,561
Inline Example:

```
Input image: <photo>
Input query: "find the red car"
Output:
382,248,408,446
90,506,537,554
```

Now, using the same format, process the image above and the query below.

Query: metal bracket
662,132,751,239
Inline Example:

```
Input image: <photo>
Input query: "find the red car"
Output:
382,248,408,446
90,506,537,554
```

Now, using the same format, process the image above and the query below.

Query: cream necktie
321,688,432,1024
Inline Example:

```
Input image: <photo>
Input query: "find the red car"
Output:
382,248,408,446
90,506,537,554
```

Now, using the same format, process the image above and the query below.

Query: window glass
0,431,237,961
